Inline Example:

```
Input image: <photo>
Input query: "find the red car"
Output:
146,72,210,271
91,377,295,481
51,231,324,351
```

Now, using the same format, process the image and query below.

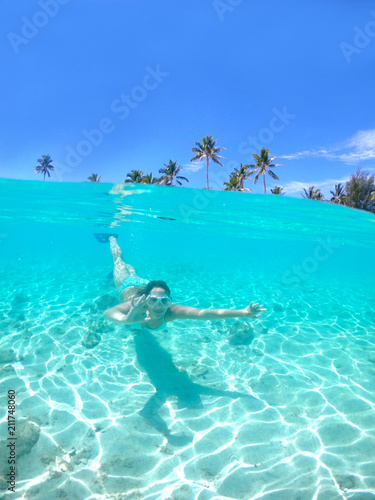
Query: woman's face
146,287,171,317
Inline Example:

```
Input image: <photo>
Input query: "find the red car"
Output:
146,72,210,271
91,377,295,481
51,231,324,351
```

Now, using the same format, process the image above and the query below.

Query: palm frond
267,170,279,180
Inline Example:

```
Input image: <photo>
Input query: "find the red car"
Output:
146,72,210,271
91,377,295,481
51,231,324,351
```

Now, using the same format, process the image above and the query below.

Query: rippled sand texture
1,262,375,500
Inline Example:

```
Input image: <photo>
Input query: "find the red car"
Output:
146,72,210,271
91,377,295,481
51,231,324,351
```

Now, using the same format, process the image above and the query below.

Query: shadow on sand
134,329,256,447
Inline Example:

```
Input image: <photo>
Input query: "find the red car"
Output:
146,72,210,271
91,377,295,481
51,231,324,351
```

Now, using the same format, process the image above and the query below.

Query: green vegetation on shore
33,138,375,213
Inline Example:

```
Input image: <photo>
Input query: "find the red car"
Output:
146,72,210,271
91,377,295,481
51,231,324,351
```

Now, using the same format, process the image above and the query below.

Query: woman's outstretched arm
169,302,266,321
104,302,132,324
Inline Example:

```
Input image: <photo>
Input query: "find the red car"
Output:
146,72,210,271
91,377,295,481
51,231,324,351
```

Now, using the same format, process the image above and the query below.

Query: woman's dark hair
136,280,171,297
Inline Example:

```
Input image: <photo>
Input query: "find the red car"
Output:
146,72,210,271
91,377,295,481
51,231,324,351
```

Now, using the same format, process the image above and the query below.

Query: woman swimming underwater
98,235,266,330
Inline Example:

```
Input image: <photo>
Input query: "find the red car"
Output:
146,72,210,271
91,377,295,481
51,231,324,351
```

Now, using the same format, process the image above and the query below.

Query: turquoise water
0,178,375,500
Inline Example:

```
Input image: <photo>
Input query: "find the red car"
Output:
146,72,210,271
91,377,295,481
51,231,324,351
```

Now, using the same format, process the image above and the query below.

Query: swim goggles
146,294,172,308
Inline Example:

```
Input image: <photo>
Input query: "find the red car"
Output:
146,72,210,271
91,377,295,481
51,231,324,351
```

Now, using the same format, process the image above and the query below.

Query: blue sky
1,0,375,197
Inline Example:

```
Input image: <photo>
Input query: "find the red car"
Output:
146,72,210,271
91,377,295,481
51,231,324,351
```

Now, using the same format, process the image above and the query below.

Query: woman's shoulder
165,303,193,321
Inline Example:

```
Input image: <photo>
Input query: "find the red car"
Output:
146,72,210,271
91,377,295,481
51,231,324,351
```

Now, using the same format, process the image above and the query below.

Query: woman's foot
93,233,118,243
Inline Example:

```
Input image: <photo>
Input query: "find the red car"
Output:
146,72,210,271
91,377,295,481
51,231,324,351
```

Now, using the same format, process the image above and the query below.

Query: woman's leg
109,236,137,290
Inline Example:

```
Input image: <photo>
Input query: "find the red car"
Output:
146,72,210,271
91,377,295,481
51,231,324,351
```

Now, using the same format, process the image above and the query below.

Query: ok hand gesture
125,295,150,324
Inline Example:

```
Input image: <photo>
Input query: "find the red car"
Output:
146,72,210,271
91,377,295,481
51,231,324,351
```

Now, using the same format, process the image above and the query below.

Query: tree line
34,135,375,213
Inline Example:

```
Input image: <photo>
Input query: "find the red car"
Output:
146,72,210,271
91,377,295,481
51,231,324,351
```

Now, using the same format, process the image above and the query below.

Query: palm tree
141,173,162,184
234,163,253,190
222,173,241,191
301,186,325,200
222,164,252,192
222,173,252,192
330,183,346,204
270,186,285,195
87,173,101,182
248,147,279,194
34,155,54,180
191,135,226,189
370,191,375,202
158,160,189,186
124,170,144,183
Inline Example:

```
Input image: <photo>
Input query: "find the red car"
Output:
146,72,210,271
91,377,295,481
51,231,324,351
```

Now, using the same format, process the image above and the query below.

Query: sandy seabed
1,264,375,500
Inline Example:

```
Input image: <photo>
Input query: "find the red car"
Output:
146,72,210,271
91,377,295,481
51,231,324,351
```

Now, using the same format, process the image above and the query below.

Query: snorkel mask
146,294,172,309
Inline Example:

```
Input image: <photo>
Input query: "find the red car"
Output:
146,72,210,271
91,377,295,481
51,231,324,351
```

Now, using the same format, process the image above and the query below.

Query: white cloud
183,162,204,173
280,129,375,164
282,176,350,195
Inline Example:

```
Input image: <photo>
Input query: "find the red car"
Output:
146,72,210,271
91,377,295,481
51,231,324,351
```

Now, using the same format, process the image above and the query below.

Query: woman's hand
243,301,266,318
124,295,150,324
